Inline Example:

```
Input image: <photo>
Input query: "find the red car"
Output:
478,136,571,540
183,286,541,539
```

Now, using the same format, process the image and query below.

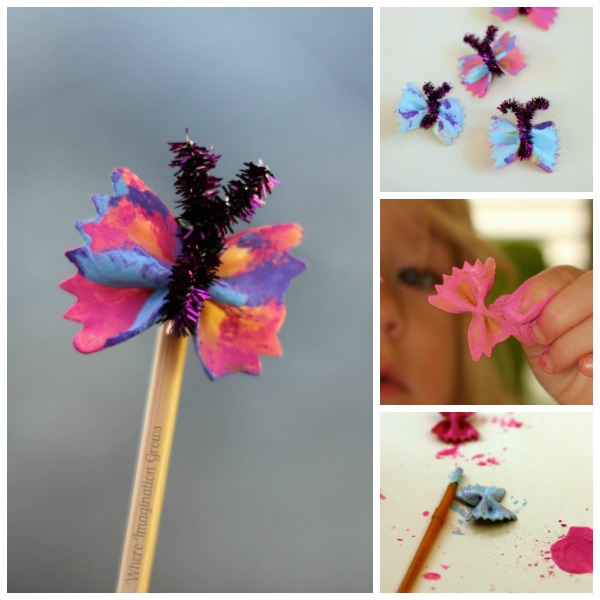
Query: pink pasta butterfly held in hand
428,257,552,361
459,25,525,98
60,133,306,380
488,97,560,172
432,413,479,444
491,7,558,31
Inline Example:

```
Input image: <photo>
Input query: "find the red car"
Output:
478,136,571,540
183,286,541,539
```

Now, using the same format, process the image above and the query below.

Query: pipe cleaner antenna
60,131,305,592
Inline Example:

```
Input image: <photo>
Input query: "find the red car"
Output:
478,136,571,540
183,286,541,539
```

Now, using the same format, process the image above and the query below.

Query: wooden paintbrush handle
397,482,458,593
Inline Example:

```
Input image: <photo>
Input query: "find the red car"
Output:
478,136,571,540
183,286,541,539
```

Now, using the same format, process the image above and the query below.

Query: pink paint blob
441,564,450,570
423,572,441,581
422,510,430,517
550,526,593,574
380,491,386,500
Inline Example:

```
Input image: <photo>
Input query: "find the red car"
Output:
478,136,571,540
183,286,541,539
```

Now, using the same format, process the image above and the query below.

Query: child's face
380,202,459,405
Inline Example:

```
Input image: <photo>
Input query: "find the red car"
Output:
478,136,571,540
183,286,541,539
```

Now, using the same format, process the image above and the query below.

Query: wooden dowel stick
116,324,188,593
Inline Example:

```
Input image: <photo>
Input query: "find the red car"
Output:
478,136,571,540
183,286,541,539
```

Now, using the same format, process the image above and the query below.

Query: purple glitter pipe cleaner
463,25,504,77
420,82,452,129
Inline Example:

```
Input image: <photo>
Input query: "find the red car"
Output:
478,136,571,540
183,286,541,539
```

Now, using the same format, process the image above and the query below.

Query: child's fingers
579,354,593,377
530,269,592,345
539,316,592,374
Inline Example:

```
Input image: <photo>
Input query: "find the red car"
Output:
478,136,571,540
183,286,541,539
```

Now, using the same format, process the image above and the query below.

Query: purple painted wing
60,167,181,352
491,8,520,21
196,223,306,379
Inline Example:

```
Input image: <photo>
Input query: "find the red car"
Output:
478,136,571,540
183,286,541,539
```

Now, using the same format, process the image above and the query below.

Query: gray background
8,8,373,593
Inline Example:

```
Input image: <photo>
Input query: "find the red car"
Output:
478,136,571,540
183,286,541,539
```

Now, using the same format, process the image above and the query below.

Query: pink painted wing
428,258,496,314
459,53,493,98
61,276,160,353
494,32,526,76
528,8,557,30
432,413,479,443
196,223,306,379
61,167,181,353
491,8,557,30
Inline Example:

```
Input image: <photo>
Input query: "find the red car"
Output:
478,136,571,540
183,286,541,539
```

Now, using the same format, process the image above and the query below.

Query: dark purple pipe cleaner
498,97,550,160
463,25,504,77
158,130,278,336
420,82,452,129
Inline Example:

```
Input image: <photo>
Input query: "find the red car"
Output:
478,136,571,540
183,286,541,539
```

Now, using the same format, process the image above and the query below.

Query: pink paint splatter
491,414,524,431
550,526,593,574
435,445,462,460
380,491,386,500
437,444,502,467
440,564,450,570
422,510,430,517
422,572,441,580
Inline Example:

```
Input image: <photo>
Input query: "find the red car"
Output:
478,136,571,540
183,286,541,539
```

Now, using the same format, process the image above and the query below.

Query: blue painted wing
394,83,427,132
531,121,560,173
487,116,519,168
433,98,465,146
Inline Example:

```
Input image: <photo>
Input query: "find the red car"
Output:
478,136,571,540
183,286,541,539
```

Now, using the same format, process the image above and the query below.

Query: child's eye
398,268,441,289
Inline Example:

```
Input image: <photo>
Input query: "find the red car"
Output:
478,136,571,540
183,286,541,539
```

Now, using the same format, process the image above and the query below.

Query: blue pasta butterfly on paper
395,82,465,146
488,97,559,172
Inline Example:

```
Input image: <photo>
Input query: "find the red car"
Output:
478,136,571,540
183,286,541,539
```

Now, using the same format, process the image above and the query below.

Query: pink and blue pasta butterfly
60,136,306,379
395,82,465,146
488,97,559,172
459,25,525,98
492,7,557,31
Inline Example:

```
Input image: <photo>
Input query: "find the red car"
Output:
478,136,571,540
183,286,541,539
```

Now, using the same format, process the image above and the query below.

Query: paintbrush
397,466,463,593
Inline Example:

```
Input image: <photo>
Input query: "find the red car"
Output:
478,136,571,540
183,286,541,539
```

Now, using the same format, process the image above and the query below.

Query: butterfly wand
60,133,306,592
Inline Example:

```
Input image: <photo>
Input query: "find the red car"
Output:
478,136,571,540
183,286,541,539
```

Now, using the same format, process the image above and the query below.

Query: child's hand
519,266,592,404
